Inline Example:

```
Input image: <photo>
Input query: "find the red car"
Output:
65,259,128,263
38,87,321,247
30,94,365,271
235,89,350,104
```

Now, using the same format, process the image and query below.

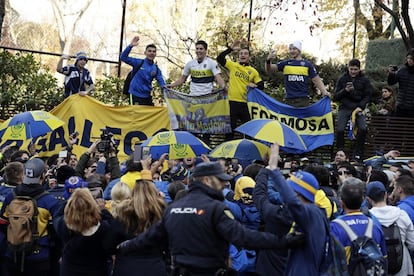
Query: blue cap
64,176,88,199
366,181,386,199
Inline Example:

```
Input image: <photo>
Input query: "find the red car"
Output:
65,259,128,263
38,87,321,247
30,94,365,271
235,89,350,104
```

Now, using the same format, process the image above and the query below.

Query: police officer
118,162,304,275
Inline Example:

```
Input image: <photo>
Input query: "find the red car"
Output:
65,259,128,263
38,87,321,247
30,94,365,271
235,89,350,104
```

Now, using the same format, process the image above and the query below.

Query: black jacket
388,64,414,109
119,181,290,272
253,168,294,275
334,71,372,110
53,206,123,276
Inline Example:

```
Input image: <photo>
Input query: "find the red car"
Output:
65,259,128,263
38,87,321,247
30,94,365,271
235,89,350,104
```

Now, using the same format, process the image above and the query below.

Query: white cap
289,41,302,52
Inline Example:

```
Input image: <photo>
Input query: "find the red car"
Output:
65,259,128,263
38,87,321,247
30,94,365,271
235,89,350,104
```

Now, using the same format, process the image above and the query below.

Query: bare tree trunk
0,0,5,39
51,0,93,54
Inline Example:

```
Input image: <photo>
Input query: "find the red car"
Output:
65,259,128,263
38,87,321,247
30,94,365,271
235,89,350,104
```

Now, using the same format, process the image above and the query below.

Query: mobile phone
284,161,292,169
59,150,68,158
133,145,142,163
142,146,151,160
72,131,80,138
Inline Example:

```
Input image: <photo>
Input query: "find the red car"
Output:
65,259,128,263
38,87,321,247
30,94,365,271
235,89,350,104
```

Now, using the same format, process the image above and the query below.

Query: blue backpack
334,218,386,276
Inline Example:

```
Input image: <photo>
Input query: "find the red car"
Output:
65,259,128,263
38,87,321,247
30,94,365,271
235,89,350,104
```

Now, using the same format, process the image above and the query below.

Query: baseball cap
192,162,232,181
366,181,386,199
64,176,88,200
287,170,319,203
23,158,45,184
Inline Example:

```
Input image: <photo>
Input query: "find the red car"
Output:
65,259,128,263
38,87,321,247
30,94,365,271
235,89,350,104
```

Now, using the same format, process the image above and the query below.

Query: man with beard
117,162,305,275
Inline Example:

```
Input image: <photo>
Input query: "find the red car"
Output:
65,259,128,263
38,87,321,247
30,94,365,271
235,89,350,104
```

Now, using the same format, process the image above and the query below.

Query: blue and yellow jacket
0,184,62,262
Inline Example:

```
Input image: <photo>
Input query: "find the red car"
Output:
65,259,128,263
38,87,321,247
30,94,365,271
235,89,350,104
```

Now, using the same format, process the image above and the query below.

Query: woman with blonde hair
113,179,167,276
108,182,131,216
54,188,121,276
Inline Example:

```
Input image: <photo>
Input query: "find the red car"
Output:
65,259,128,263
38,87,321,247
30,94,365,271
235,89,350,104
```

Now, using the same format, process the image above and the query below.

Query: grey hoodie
370,205,414,276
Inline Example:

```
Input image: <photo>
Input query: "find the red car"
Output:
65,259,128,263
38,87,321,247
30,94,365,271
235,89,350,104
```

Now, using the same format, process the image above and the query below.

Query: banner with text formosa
0,94,171,162
163,88,231,134
247,88,334,153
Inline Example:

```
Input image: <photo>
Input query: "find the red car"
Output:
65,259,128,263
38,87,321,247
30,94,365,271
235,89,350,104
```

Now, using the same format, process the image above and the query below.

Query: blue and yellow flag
164,88,231,134
0,95,171,161
247,88,334,153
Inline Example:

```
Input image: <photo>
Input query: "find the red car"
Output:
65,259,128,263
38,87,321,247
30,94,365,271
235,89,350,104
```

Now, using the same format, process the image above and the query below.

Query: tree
0,51,62,119
375,0,414,50
0,0,5,39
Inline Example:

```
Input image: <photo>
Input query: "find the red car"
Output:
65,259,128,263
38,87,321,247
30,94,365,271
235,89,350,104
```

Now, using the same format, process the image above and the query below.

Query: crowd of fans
0,129,414,276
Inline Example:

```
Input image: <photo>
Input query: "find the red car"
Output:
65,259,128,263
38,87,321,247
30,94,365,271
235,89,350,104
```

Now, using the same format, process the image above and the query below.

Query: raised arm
57,54,71,74
265,50,278,74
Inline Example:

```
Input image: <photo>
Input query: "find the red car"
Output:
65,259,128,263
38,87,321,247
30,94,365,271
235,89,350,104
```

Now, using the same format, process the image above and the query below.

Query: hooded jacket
369,205,414,276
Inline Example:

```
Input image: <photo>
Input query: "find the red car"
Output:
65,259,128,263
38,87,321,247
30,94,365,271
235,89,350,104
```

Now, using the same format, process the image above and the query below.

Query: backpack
381,222,403,274
334,218,386,276
123,59,145,95
320,217,349,276
6,191,48,271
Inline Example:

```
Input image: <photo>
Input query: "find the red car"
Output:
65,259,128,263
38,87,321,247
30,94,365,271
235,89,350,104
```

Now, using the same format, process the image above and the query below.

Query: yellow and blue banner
247,88,334,153
0,95,171,161
163,88,231,134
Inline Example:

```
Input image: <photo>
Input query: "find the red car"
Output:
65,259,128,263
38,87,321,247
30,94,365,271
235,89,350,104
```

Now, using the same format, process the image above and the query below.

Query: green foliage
0,51,62,119
93,75,126,106
365,38,406,70
365,38,406,106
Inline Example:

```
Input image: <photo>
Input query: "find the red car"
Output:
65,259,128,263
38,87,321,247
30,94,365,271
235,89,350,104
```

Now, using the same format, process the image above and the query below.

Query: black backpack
334,218,386,276
122,59,145,95
381,222,403,274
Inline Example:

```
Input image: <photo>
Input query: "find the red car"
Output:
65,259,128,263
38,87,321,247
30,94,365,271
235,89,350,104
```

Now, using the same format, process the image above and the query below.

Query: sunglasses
79,57,88,62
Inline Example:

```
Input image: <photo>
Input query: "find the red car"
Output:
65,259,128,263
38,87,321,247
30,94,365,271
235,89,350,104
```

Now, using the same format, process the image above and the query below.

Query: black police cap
192,162,232,181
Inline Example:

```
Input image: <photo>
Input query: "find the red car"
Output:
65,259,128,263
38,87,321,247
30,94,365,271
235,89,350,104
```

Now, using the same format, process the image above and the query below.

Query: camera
231,158,239,172
97,128,114,153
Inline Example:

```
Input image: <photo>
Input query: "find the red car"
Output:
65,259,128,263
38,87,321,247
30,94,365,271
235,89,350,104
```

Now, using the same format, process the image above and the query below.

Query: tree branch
374,0,409,49
401,0,414,48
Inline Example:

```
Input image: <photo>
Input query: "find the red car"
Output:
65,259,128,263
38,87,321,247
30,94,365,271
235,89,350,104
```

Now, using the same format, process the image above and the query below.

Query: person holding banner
217,39,264,140
167,40,226,95
120,36,166,106
334,59,372,163
265,41,330,107
57,51,95,98
167,40,227,144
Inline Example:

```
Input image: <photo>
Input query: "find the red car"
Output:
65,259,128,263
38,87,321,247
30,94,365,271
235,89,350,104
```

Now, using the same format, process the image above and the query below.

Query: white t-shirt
183,57,221,96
